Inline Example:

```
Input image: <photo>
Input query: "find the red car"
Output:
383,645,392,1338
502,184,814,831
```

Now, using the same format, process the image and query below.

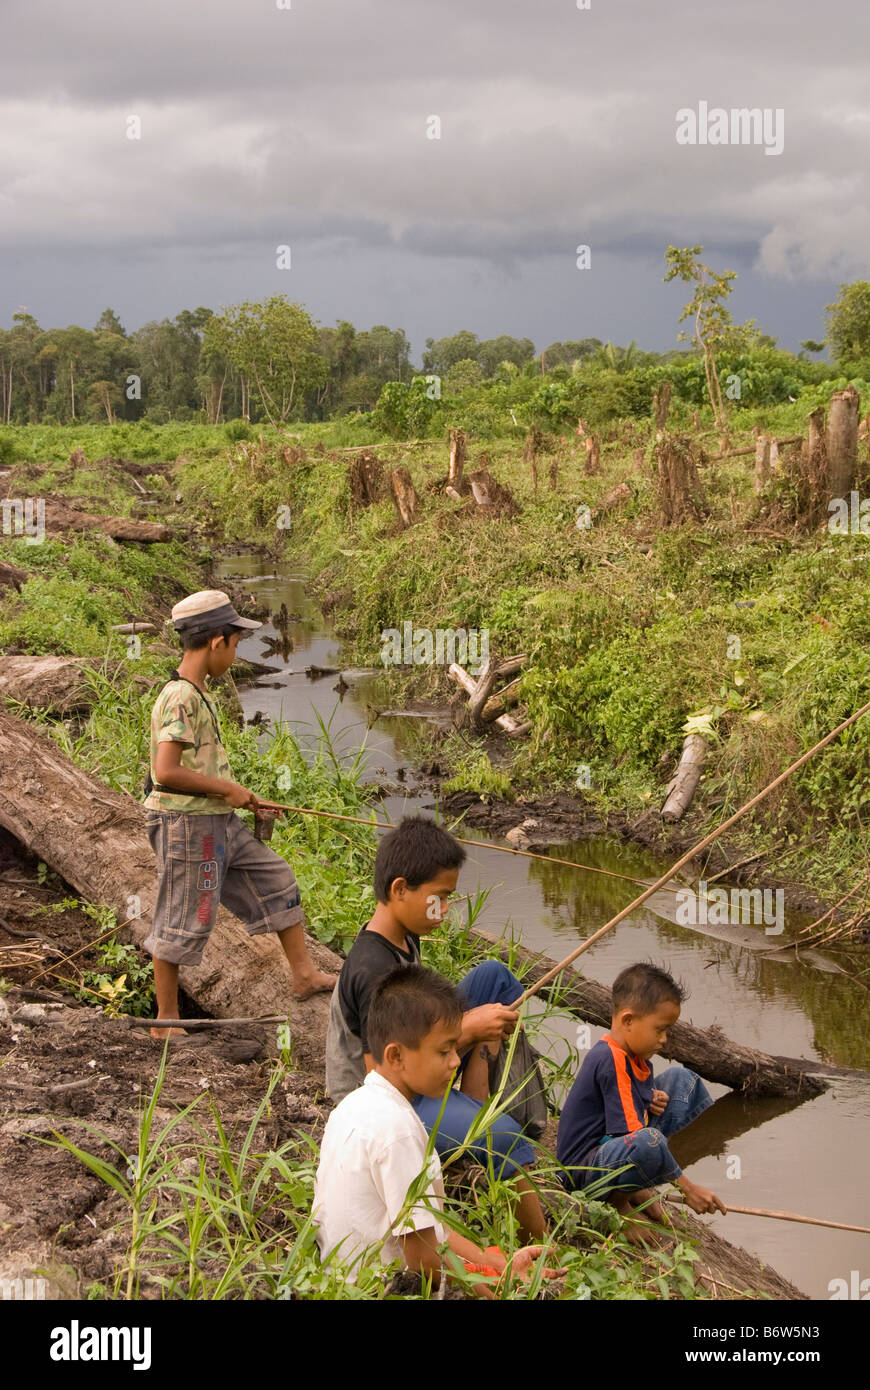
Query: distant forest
1,275,868,434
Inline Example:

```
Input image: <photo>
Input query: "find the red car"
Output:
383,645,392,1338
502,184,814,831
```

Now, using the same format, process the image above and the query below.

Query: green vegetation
42,1031,721,1301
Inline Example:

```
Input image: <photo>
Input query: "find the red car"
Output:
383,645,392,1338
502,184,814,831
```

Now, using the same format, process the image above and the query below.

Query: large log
472,928,826,1099
0,709,341,1073
0,656,139,714
39,497,172,543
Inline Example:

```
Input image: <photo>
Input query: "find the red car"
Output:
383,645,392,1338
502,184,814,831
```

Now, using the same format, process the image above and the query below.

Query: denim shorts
143,811,304,967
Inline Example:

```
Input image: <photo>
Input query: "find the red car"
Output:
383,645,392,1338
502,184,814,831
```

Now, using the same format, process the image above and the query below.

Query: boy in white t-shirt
313,965,564,1296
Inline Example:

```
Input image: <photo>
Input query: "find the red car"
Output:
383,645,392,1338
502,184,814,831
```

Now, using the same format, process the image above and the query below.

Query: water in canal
218,555,870,1300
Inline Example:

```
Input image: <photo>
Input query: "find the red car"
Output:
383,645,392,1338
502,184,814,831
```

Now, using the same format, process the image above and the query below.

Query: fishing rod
253,692,870,1006
509,696,870,1006
664,1195,870,1236
251,799,669,892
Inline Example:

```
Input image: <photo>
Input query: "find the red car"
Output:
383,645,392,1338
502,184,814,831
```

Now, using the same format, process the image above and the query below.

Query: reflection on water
217,556,870,1300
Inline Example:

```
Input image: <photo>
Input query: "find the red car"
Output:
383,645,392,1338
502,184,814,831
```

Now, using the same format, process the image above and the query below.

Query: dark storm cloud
1,0,868,351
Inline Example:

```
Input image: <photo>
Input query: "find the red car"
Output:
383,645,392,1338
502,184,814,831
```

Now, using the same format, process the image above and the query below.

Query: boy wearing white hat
142,589,335,1040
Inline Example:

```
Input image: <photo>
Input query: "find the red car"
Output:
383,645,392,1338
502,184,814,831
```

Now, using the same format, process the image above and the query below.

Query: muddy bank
441,788,859,929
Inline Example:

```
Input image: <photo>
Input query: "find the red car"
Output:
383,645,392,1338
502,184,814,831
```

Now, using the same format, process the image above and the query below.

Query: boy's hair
612,962,687,1015
373,816,466,902
178,624,240,652
367,965,463,1062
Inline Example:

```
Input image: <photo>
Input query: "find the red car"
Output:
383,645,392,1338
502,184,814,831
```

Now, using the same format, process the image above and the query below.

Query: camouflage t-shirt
143,679,234,816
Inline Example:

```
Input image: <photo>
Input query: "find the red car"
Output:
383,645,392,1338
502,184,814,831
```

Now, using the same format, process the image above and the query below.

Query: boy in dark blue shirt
557,962,726,1232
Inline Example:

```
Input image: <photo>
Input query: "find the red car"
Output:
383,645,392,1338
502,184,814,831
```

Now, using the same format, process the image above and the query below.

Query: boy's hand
249,797,287,816
678,1177,727,1215
505,1247,567,1283
222,782,259,810
649,1089,669,1116
463,1002,519,1044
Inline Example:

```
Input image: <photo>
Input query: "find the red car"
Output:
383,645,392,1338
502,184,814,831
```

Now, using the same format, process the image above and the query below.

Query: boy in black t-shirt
325,815,546,1240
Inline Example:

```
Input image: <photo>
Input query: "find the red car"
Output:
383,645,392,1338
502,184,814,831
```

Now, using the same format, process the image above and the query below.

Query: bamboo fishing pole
251,799,663,891
664,1195,870,1236
508,696,870,1006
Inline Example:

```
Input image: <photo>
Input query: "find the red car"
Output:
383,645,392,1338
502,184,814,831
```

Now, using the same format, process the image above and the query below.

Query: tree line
1,269,868,429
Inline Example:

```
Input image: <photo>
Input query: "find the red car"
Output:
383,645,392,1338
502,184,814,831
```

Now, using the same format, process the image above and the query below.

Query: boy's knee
461,958,520,1005
626,1127,677,1181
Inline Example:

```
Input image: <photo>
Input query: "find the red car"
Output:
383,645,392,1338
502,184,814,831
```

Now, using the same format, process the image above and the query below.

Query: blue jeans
411,960,536,1180
570,1065,713,1193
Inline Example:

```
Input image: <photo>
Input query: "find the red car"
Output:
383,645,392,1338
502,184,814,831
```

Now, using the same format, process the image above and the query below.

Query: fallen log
0,656,144,715
716,435,802,460
472,927,826,1099
0,558,28,592
448,661,531,737
39,497,172,543
481,676,522,722
662,733,708,821
0,709,341,1074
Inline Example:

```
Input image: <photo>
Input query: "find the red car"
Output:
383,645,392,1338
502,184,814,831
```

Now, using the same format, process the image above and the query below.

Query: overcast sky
1,0,868,362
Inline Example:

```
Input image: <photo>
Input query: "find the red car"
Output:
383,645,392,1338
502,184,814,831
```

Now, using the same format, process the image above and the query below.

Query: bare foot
628,1189,668,1225
149,1025,188,1041
291,970,337,1000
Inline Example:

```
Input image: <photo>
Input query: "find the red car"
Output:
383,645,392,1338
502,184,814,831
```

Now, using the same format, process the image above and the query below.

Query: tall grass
41,1040,723,1301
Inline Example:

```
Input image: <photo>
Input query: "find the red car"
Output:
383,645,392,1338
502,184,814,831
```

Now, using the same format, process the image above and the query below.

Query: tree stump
652,380,672,432
583,435,600,475
523,428,543,494
349,450,384,506
754,435,771,494
448,429,467,492
468,469,519,518
827,385,861,500
655,434,707,526
593,480,633,522
389,466,421,527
